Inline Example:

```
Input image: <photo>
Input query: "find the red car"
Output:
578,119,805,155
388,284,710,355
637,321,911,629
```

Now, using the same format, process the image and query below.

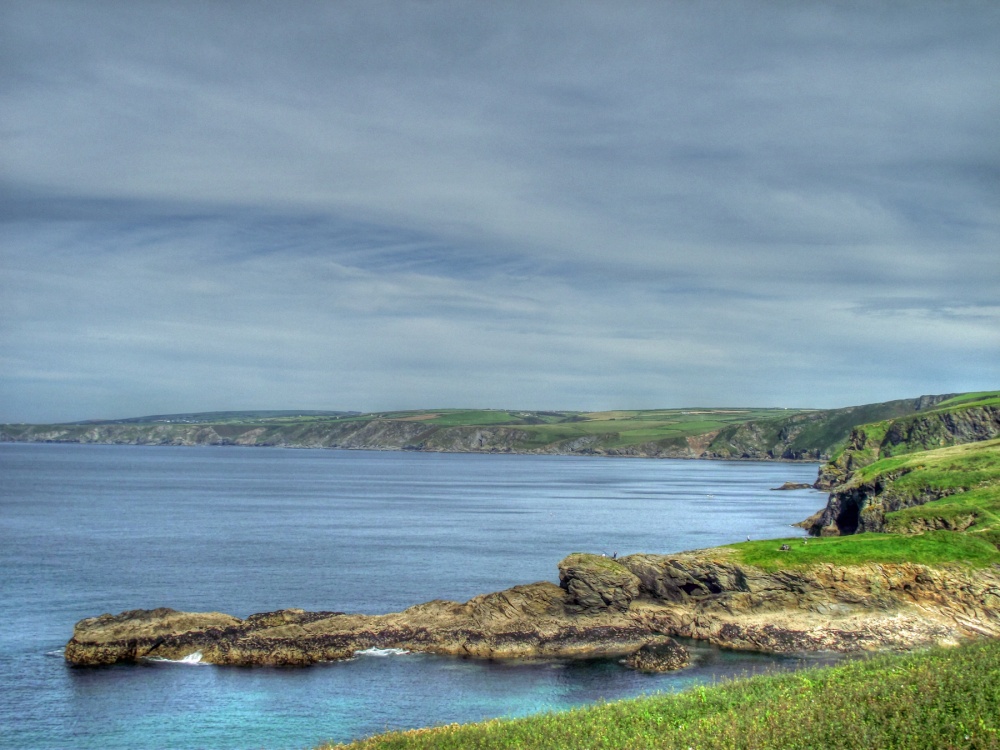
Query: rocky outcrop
805,473,964,536
65,581,682,667
65,551,1000,668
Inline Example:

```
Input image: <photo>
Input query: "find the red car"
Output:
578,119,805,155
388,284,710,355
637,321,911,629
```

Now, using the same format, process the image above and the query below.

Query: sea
0,442,829,750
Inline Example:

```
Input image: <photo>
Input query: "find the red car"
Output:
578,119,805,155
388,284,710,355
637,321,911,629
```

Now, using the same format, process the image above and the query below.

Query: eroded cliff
815,400,1000,490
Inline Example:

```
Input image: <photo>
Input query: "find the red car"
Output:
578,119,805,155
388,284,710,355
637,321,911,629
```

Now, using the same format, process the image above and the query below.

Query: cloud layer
2,1,998,421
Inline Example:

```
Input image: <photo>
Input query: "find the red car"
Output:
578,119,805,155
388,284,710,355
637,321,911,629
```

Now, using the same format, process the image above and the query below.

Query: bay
0,442,826,749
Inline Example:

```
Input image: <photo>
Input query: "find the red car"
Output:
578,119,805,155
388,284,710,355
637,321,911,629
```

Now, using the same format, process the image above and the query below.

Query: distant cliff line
0,393,972,463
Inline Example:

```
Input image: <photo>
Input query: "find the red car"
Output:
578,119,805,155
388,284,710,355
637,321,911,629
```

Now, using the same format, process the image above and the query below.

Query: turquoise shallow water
0,443,826,749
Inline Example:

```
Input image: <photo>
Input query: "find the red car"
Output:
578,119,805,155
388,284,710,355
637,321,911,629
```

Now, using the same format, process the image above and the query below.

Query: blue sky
2,1,998,422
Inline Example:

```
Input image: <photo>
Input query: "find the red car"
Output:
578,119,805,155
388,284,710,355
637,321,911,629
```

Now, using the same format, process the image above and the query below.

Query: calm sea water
0,443,827,750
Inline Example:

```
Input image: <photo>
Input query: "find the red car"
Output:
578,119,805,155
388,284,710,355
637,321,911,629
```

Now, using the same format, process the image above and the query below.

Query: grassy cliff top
932,391,1000,409
732,439,1000,570
732,527,1000,570
827,390,1000,464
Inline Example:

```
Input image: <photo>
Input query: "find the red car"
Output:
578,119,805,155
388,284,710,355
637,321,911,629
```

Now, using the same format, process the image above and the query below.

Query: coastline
64,548,1000,669
0,432,824,464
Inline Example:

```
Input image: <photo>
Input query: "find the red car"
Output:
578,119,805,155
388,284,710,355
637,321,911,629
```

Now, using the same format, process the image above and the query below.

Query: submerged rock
622,640,690,672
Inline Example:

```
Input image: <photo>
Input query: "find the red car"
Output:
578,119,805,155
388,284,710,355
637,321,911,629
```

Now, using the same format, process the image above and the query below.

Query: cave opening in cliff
836,500,860,535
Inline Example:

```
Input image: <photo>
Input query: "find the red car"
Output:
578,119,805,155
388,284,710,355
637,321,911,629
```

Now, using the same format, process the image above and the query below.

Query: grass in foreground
321,639,1000,750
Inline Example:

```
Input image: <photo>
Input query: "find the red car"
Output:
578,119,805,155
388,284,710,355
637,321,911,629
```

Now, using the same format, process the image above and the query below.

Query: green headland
3,391,991,461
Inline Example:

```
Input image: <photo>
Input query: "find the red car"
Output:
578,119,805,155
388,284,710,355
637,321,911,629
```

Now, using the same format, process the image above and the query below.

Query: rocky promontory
64,550,1000,668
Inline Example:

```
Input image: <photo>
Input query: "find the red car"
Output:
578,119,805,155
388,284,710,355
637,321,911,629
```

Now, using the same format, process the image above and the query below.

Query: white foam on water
45,648,65,658
144,651,207,665
355,647,410,657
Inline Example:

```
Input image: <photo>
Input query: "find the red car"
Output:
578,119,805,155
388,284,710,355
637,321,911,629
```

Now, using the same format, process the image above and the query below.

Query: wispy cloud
1,1,998,421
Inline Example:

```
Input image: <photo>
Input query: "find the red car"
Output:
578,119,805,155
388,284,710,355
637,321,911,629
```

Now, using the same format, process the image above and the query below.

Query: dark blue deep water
0,443,828,749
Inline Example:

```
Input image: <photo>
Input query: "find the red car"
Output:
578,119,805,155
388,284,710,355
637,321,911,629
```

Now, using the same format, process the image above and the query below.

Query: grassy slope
733,439,1000,570
935,392,1000,409
828,391,1000,465
706,395,961,460
324,638,1000,750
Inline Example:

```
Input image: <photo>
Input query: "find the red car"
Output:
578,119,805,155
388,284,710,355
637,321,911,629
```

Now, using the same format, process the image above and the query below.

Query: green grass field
321,638,1000,750
731,529,1000,571
16,391,992,458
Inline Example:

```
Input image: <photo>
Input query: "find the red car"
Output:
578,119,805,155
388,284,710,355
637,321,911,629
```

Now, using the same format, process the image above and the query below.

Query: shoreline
64,548,1000,669
0,437,825,466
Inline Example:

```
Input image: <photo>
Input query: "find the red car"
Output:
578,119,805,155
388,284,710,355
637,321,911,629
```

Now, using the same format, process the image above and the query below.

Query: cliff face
0,420,530,452
4,393,969,461
0,421,705,458
800,405,1000,536
64,550,1000,667
704,395,955,462
804,474,963,537
805,403,1000,537
815,404,1000,490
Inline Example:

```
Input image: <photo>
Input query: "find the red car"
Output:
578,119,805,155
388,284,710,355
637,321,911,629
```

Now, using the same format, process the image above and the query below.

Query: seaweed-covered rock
622,640,690,672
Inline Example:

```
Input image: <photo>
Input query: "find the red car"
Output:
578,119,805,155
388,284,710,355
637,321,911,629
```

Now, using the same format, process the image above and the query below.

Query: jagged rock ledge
65,551,1000,668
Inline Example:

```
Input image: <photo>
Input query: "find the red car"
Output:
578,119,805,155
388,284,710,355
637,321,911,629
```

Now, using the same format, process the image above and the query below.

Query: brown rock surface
558,553,641,612
621,640,690,672
65,552,1000,667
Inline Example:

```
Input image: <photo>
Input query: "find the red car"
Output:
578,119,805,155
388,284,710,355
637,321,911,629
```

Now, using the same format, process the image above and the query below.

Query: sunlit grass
321,639,1000,750
730,530,1000,570
732,440,1000,569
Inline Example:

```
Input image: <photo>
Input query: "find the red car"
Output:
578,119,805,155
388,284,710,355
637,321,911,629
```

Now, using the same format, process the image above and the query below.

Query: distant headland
4,391,994,463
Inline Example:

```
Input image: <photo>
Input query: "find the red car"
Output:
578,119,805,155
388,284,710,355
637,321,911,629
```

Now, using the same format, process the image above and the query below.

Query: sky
2,1,998,423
